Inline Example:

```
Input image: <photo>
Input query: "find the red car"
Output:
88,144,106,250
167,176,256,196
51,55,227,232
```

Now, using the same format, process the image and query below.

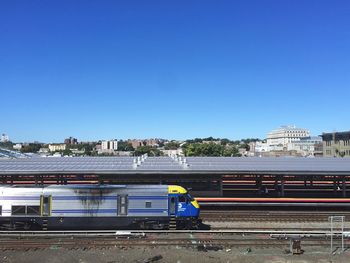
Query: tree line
4,137,261,157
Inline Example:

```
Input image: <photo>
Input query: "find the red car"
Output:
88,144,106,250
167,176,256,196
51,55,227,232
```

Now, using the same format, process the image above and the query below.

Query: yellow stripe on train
168,185,187,194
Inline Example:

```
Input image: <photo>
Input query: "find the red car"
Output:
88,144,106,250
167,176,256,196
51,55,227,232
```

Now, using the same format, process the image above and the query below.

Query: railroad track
0,230,341,250
0,239,331,250
200,210,350,222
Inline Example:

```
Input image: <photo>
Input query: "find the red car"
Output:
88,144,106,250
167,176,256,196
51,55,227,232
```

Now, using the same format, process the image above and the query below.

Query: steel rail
0,229,346,237
200,210,350,222
201,210,350,214
0,240,331,250
199,202,350,207
0,230,345,250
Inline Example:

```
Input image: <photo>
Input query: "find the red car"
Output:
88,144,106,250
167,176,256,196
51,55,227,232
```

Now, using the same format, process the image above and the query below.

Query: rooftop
0,156,350,176
321,131,350,141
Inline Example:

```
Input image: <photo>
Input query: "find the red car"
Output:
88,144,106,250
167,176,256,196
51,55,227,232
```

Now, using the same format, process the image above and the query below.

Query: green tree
0,141,14,150
220,138,231,145
117,141,135,151
84,144,94,155
164,141,180,150
223,145,241,156
61,149,72,156
134,146,163,156
182,142,241,157
20,143,42,153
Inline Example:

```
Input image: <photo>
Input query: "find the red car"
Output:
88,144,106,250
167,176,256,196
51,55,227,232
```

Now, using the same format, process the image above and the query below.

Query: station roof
0,156,350,176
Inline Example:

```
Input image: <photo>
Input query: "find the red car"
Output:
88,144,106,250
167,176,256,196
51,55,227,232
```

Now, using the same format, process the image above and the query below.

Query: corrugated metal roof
0,156,350,175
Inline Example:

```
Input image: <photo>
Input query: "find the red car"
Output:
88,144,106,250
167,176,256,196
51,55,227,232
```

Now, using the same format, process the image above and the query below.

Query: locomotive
0,184,200,230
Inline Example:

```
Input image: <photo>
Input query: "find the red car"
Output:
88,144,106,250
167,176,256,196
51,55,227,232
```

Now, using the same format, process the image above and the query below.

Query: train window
179,195,186,202
12,206,26,215
0,206,2,216
186,194,194,201
42,195,51,216
27,206,40,215
145,201,152,208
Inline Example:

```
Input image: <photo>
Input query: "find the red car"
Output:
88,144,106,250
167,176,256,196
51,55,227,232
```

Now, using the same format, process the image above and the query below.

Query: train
0,184,200,230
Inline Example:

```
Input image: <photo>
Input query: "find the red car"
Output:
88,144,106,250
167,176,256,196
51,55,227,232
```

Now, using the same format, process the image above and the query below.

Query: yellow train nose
191,200,200,209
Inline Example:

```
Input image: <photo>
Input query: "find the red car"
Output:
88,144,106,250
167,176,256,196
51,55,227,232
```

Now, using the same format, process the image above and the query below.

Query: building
253,141,271,153
287,136,323,157
127,139,161,149
70,148,85,155
48,144,66,152
98,140,118,154
94,144,102,152
38,148,50,157
1,134,9,142
128,139,143,149
64,137,78,145
13,143,23,150
248,126,317,157
267,125,310,150
101,140,118,151
321,131,350,157
39,148,49,153
161,149,184,156
248,141,284,156
114,151,132,156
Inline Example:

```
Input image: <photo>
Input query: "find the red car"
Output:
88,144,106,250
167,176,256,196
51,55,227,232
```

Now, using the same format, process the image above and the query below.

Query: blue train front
168,185,200,229
0,184,200,230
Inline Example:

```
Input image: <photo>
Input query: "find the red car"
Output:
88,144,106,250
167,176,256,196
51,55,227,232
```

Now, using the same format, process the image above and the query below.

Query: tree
84,144,95,155
164,141,180,150
134,146,163,156
117,141,135,151
220,138,231,145
223,145,240,157
20,143,42,153
186,138,203,144
0,141,14,150
182,142,241,157
62,149,72,156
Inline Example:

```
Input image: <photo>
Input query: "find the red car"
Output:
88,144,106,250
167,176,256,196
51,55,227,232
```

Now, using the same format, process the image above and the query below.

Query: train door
41,195,51,216
118,195,128,216
169,196,177,216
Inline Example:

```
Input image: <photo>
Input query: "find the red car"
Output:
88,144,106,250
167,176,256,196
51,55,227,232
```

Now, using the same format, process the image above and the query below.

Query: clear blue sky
1,1,349,143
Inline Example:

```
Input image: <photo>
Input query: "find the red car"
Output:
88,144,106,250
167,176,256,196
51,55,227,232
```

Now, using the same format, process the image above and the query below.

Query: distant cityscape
1,126,350,158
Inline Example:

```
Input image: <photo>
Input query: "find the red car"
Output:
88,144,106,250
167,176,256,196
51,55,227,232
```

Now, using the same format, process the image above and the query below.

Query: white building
70,148,85,155
99,140,118,154
13,143,23,150
101,140,118,151
254,141,271,152
162,149,184,157
1,134,9,142
287,136,322,156
267,125,310,149
48,144,66,152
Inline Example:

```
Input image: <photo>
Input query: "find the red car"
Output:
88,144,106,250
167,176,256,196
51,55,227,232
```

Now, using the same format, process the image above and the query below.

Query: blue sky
1,1,349,142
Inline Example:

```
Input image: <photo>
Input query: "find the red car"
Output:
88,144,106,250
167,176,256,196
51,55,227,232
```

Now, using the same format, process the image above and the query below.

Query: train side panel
128,186,168,217
0,187,42,218
47,188,119,217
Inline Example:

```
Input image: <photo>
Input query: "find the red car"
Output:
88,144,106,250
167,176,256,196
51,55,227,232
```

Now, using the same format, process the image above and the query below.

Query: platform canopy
0,156,350,176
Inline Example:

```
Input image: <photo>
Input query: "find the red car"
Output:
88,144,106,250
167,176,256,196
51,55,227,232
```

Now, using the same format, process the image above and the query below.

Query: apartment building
322,131,350,157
